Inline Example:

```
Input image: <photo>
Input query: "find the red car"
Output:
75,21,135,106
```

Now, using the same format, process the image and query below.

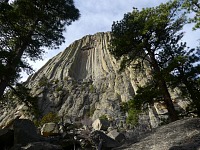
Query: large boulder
114,118,200,150
92,118,110,131
107,129,126,144
0,128,14,149
41,122,60,137
90,130,120,149
13,119,43,145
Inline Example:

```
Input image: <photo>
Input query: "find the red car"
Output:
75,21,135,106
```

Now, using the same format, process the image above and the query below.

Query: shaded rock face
13,119,43,145
115,118,200,150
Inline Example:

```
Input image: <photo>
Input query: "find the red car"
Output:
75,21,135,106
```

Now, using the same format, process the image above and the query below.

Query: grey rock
107,129,126,143
114,118,200,150
41,123,60,137
13,119,43,145
90,130,121,149
0,32,190,132
92,118,110,131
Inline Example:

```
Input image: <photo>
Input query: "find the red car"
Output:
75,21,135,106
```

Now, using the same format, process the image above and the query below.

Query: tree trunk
0,46,25,98
149,52,178,122
159,79,178,122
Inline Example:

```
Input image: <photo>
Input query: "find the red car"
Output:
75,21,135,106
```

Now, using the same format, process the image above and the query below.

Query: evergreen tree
182,0,200,30
110,1,186,121
0,0,80,98
161,41,200,116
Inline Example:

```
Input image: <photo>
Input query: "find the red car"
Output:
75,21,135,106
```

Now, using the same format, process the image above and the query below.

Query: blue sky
23,0,199,81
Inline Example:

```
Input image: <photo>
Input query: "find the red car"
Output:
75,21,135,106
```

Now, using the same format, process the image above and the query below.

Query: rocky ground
1,117,200,150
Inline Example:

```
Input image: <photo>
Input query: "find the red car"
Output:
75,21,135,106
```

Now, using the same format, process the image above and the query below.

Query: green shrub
99,114,108,120
126,109,140,126
36,112,60,126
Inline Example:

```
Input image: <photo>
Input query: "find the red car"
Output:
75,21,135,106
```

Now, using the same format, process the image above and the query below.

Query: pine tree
110,1,186,121
0,0,80,98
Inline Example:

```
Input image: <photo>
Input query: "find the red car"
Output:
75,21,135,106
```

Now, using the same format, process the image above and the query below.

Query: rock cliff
0,32,189,128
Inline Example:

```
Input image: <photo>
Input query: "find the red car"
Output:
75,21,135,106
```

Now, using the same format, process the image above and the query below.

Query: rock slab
115,118,200,150
13,119,43,145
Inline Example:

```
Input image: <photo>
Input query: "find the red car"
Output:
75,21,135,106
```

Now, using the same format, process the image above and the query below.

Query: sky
22,0,199,81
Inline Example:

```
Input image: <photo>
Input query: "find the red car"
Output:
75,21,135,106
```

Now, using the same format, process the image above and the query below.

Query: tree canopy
0,0,80,98
109,0,200,122
182,0,200,30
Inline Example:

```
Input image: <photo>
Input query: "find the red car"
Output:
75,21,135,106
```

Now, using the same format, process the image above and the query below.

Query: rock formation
0,32,189,129
26,32,149,122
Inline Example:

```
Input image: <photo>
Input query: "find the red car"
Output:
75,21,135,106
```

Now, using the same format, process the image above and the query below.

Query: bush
99,115,108,120
36,112,60,126
126,109,140,126
125,99,141,126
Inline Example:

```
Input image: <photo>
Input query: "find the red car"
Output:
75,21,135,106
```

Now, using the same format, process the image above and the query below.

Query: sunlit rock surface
0,32,188,128
26,32,150,121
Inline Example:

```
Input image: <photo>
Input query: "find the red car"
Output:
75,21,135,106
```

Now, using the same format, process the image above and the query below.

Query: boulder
114,118,200,150
107,129,126,143
0,128,14,149
13,119,43,145
41,122,60,137
92,118,110,131
90,130,120,149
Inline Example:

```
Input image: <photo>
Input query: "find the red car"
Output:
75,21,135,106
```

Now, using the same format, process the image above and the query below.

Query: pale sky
22,0,199,81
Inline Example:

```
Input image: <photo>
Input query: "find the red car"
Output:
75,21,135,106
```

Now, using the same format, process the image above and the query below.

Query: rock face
24,32,187,125
41,123,60,137
0,32,189,129
24,32,147,122
26,32,137,119
107,129,126,144
114,118,200,150
92,118,110,131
